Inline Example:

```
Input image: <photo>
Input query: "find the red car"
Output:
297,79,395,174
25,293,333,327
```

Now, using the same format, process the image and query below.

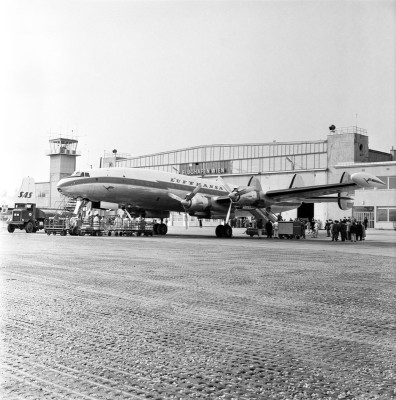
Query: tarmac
0,226,395,399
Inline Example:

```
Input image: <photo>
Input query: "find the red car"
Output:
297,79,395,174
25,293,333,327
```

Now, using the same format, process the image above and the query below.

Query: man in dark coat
340,220,347,241
331,220,340,241
265,220,273,238
356,221,363,241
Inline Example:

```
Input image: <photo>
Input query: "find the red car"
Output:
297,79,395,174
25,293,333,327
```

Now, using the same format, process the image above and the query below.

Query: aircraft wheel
153,223,160,234
224,224,233,238
7,224,15,233
215,225,225,238
158,223,168,235
25,221,34,233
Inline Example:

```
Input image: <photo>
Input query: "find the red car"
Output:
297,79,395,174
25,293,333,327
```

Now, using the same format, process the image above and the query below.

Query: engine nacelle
184,193,210,212
351,172,385,188
233,190,259,206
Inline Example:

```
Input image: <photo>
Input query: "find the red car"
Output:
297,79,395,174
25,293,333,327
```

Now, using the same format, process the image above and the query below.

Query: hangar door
297,202,314,221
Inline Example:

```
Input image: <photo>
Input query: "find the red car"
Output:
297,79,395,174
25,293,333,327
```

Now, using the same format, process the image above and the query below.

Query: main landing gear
153,222,168,235
215,224,232,238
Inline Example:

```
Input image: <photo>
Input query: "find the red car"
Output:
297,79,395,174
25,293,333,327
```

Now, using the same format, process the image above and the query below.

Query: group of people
256,218,279,238
324,218,368,242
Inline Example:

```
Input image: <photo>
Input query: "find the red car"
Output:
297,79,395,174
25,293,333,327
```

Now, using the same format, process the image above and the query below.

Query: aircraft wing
264,181,357,202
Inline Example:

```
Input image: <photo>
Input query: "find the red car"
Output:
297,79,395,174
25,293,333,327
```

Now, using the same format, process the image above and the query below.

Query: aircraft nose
57,178,70,193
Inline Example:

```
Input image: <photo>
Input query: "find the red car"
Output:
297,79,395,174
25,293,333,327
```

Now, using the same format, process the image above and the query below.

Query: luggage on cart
44,217,70,236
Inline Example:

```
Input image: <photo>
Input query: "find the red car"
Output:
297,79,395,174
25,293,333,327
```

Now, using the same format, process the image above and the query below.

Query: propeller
228,186,255,202
168,185,202,229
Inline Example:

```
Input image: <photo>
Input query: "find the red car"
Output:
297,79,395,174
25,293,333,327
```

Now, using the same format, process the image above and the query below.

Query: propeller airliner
57,167,385,238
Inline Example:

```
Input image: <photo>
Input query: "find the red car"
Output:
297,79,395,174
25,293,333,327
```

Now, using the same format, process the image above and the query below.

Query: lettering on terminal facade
181,168,227,175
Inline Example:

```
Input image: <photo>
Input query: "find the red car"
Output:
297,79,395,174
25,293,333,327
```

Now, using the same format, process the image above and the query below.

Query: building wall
368,150,393,163
336,162,396,229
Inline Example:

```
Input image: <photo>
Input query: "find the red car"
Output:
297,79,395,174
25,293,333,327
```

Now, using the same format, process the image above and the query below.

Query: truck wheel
25,221,34,233
7,224,15,233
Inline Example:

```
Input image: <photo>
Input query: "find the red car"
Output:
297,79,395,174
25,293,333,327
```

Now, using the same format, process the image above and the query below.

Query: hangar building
103,126,396,229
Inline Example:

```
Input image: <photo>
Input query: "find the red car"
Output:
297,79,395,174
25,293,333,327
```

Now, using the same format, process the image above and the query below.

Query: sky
1,0,395,201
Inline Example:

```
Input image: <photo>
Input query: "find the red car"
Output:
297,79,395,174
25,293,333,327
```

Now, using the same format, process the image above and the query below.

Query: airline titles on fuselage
170,177,224,191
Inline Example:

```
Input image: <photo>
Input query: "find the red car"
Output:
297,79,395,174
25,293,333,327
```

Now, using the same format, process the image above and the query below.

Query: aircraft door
297,202,314,221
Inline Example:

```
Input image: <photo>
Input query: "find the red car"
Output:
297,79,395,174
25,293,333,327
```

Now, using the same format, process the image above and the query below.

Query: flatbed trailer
245,227,267,237
107,221,154,237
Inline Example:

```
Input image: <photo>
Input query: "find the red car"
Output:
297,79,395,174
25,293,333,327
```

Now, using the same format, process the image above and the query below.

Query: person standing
356,221,363,241
331,220,340,241
325,220,331,237
364,217,368,230
340,220,347,241
93,214,100,235
265,220,273,238
350,221,357,242
273,220,279,238
257,218,263,239
346,219,351,240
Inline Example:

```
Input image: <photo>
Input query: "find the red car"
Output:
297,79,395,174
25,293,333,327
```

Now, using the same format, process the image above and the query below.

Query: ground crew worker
93,214,100,233
265,220,273,238
273,220,279,238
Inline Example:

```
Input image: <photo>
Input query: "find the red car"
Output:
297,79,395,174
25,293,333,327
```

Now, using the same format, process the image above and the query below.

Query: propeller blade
225,200,232,225
185,184,202,201
184,211,188,230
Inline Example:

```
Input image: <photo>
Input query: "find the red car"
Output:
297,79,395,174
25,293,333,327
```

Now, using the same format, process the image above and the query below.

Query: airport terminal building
102,126,396,229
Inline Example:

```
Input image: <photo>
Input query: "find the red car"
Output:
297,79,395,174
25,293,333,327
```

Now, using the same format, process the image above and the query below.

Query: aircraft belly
88,184,181,212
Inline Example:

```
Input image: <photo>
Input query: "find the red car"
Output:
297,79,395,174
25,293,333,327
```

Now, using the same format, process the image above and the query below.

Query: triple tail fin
247,176,263,191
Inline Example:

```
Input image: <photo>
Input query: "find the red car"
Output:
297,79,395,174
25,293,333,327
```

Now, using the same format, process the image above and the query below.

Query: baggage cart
44,217,70,236
106,219,154,237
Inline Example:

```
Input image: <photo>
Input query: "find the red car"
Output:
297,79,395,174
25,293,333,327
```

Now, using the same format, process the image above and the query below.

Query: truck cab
7,203,45,233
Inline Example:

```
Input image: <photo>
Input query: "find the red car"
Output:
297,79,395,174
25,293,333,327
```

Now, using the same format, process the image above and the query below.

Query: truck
7,203,58,233
278,221,305,239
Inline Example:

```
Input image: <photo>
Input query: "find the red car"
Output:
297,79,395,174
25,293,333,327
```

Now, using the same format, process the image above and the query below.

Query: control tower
47,137,80,208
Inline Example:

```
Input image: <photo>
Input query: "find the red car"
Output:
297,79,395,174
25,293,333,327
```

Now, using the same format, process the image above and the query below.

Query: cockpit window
71,171,90,177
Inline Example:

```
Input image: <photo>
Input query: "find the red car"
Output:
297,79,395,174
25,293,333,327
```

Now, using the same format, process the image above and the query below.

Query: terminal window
376,207,396,222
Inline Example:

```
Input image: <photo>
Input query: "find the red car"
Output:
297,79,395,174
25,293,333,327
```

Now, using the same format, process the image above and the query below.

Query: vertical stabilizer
14,177,36,204
247,176,263,191
289,174,305,188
